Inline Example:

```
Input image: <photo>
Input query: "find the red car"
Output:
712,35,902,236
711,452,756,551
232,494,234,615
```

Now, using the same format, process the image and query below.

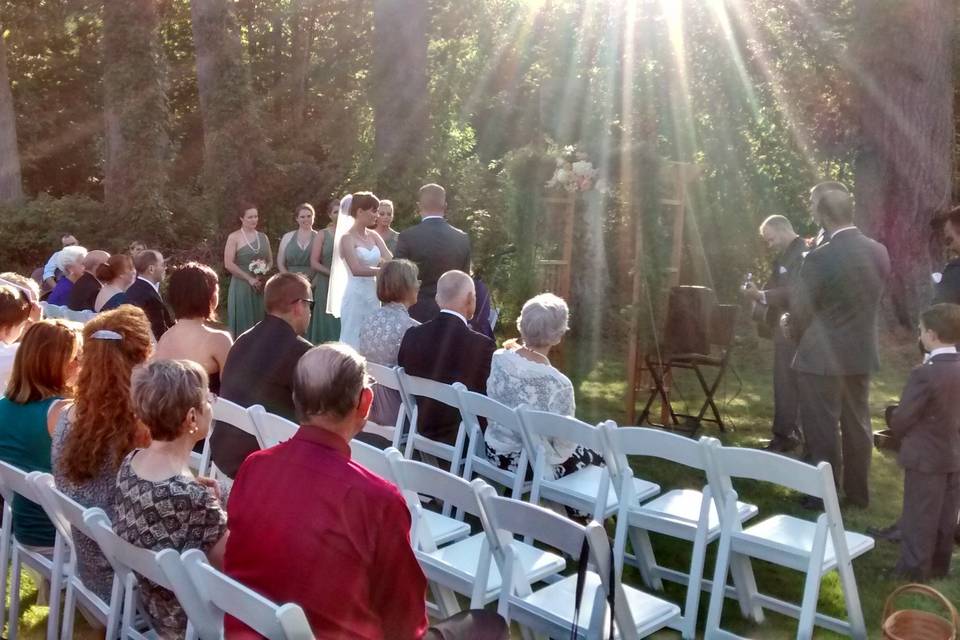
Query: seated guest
68,250,110,312
470,274,496,340
47,245,88,306
52,306,154,601
115,359,227,639
93,254,137,312
41,233,78,293
224,344,506,640
397,270,495,444
484,293,603,478
0,320,81,549
210,273,312,478
125,250,173,341
155,262,233,393
358,259,419,426
889,303,960,581
0,282,34,388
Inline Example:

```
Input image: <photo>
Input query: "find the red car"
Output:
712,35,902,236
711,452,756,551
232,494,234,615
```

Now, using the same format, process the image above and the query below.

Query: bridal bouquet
545,145,606,193
249,259,269,276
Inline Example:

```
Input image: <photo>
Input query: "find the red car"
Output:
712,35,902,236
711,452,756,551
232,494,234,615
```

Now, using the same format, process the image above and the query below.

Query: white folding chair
601,423,758,639
386,452,565,617
701,440,873,640
212,397,264,448
188,432,213,478
0,461,65,640
517,408,658,521
350,443,470,548
456,387,531,498
474,484,680,639
180,549,314,640
366,362,408,447
30,473,122,640
396,369,469,483
83,508,204,640
248,405,299,449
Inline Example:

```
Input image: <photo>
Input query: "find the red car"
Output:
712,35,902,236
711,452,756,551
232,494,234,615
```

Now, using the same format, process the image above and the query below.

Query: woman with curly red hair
51,305,154,600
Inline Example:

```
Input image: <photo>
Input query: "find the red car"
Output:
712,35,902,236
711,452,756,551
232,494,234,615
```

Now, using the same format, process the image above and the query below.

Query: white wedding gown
338,244,381,348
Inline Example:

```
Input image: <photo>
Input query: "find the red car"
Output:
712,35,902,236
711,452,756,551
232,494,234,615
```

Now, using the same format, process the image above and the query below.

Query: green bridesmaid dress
228,232,269,338
308,227,341,344
283,230,317,279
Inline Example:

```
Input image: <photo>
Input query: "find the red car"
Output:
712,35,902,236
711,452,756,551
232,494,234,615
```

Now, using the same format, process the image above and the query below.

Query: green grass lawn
572,331,960,638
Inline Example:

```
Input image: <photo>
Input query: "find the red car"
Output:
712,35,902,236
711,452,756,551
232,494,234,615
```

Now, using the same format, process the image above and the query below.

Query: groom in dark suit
785,183,890,508
395,184,471,322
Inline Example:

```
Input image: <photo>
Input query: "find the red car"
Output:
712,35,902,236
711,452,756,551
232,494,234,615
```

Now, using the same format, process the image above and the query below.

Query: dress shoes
763,436,799,454
866,523,902,543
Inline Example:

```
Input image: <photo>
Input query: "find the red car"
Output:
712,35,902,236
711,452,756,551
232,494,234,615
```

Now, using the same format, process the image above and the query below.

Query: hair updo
95,254,134,284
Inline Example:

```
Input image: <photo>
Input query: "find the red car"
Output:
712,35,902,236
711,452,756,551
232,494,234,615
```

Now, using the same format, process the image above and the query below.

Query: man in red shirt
224,343,506,639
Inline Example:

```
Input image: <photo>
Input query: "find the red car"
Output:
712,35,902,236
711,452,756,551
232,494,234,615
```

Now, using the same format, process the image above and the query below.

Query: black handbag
569,534,617,640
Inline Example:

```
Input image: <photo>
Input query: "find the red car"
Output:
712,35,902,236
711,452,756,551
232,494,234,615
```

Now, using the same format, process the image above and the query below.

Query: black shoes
866,523,902,543
763,436,800,454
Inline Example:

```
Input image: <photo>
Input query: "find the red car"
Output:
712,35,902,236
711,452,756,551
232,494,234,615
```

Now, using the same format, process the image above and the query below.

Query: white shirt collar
439,309,468,325
422,214,445,221
829,225,857,239
928,346,957,360
137,275,160,293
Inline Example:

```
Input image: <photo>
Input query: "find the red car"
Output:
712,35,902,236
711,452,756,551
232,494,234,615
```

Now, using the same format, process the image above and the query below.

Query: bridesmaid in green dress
277,203,318,338
224,204,273,337
308,199,342,343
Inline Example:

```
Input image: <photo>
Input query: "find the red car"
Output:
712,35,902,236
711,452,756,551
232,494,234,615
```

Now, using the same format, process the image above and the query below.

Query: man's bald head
83,250,110,272
436,270,476,319
418,183,446,218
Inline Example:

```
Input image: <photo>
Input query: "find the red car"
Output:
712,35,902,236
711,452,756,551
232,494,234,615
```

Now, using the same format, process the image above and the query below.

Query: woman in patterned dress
307,199,342,343
224,203,273,337
114,358,227,640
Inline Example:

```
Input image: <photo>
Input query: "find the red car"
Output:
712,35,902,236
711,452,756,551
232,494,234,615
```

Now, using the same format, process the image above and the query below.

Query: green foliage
0,195,107,273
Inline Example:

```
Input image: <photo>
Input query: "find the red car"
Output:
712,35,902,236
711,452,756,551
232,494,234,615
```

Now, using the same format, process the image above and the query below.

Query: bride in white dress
327,192,392,347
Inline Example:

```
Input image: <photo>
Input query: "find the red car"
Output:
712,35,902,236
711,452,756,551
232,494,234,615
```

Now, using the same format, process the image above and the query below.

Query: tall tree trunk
286,0,314,130
0,30,23,204
854,0,955,328
371,0,429,191
191,0,267,232
102,0,170,234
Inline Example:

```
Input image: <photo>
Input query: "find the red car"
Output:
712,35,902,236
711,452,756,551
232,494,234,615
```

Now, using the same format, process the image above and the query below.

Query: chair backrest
30,473,90,550
457,387,521,440
212,397,263,446
601,422,706,480
248,405,299,449
367,362,402,392
386,449,480,519
181,549,314,640
348,440,397,484
517,408,606,459
0,459,36,504
709,304,738,349
396,370,462,409
701,438,832,500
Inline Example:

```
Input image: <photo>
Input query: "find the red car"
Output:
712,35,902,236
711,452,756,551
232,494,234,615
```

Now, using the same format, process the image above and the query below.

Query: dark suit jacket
124,277,174,340
790,227,890,376
210,315,312,477
67,273,101,311
933,258,960,305
395,218,471,322
890,353,960,473
759,236,805,333
397,312,495,443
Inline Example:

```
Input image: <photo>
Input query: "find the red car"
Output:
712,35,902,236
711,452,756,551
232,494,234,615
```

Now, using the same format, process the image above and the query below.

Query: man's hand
742,281,763,303
779,312,792,341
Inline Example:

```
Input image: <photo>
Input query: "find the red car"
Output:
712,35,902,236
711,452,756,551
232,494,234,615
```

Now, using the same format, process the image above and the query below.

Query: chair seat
420,533,565,602
669,353,722,366
513,573,680,638
422,510,471,546
629,489,757,538
546,465,659,515
735,514,875,571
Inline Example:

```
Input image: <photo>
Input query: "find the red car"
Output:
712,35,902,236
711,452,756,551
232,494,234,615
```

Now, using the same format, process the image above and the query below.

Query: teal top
0,396,59,546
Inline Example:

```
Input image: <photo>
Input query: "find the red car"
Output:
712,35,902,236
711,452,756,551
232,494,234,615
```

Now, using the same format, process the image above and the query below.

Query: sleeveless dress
227,232,269,338
99,291,127,312
338,244,381,348
308,228,341,344
283,230,316,279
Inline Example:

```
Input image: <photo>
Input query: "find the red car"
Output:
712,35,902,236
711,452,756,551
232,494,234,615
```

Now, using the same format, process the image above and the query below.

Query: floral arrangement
545,145,607,194
249,259,269,276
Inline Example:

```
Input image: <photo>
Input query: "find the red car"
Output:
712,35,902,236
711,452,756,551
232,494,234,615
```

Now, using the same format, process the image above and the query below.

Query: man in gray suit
786,183,890,508
395,184,471,322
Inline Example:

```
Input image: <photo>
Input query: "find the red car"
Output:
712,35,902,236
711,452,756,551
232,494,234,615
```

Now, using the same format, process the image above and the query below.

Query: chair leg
430,582,460,618
8,549,22,640
682,522,711,640
104,574,123,640
837,560,868,640
59,582,76,640
796,566,823,640
728,551,764,623
46,540,64,640
704,524,734,637
627,527,663,591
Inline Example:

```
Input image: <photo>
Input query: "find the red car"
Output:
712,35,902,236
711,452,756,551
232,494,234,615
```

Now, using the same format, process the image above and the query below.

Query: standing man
40,233,78,292
125,249,173,341
933,205,960,305
785,183,890,508
395,184,471,322
744,215,806,452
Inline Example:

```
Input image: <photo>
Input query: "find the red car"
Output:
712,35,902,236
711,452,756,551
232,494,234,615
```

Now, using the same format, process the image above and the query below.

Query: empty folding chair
211,397,264,448
701,440,873,640
386,452,564,618
31,473,122,640
601,422,758,639
517,408,658,521
456,387,531,498
248,405,299,449
83,508,206,640
396,369,468,484
474,484,680,639
180,549,313,640
365,362,408,447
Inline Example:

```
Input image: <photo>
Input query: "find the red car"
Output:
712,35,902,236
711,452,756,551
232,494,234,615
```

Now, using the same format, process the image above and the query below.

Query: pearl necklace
240,228,260,252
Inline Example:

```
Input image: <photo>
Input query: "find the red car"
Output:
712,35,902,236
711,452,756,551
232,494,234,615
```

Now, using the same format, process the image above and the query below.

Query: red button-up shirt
223,426,429,639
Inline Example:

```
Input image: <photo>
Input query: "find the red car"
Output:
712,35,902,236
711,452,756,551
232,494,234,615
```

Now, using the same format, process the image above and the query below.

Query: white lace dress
339,244,381,348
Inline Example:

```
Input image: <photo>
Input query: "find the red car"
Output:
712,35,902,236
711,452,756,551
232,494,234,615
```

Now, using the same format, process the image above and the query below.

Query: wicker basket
882,584,958,640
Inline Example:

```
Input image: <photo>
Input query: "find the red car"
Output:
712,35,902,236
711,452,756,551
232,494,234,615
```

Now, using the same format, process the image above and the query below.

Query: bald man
67,249,110,311
398,270,495,444
395,184,472,322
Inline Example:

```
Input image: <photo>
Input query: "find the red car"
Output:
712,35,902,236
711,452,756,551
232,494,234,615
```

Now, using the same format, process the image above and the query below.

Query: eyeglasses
294,298,315,310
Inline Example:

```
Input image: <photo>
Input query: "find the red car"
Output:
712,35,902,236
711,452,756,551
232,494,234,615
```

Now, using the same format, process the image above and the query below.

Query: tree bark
854,0,955,328
287,0,315,130
0,30,24,203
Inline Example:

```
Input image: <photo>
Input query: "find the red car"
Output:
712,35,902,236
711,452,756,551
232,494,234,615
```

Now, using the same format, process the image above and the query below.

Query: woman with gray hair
46,245,88,306
484,293,603,478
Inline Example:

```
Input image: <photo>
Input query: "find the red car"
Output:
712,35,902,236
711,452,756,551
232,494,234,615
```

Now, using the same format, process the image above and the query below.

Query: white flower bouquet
545,145,606,193
249,259,269,276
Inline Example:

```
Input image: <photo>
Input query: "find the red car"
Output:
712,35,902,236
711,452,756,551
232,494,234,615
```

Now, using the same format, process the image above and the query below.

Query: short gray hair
58,245,88,271
293,344,367,422
131,359,208,441
518,293,569,348
758,215,794,235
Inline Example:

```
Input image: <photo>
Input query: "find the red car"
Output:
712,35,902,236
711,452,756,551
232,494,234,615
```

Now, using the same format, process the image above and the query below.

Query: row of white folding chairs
0,461,312,639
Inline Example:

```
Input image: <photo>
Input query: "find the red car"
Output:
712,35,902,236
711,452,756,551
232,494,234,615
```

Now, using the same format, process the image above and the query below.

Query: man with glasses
210,272,313,479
